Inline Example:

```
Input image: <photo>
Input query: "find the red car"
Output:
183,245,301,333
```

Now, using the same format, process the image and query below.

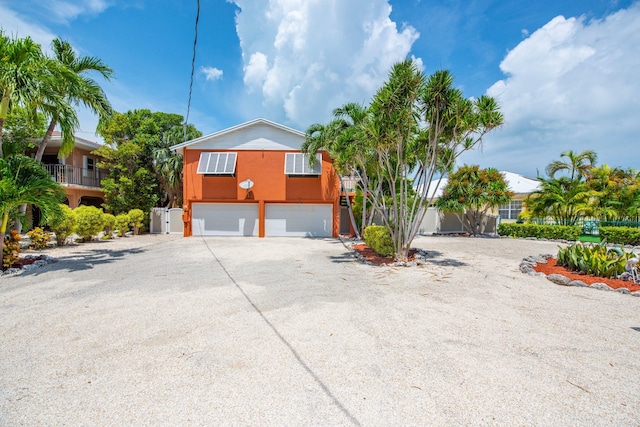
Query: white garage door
265,203,333,237
192,203,259,236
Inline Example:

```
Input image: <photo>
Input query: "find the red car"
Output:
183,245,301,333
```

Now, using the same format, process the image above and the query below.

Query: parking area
1,235,639,425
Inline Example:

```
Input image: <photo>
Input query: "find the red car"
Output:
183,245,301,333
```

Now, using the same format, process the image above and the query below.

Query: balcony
45,164,107,189
341,176,360,192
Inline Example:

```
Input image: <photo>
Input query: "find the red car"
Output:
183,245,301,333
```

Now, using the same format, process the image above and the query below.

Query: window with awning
284,153,322,175
196,152,237,175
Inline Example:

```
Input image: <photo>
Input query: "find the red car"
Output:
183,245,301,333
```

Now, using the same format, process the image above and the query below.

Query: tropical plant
0,33,80,159
34,38,113,161
2,230,21,269
546,150,597,182
50,204,76,246
304,60,503,261
115,213,130,237
436,166,513,235
363,225,394,257
96,110,201,212
128,208,145,235
556,241,631,279
367,61,503,260
102,213,116,238
525,176,590,225
303,102,372,239
0,155,64,254
74,205,105,242
26,227,51,249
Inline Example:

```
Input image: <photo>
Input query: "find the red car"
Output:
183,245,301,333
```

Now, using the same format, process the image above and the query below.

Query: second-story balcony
45,164,107,189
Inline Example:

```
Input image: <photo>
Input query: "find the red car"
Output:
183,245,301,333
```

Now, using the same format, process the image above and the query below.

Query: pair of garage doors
191,203,332,237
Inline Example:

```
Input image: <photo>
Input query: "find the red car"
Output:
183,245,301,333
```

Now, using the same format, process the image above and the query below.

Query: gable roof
170,118,306,154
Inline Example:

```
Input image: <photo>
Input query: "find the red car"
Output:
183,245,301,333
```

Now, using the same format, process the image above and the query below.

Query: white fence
418,208,498,235
150,208,184,235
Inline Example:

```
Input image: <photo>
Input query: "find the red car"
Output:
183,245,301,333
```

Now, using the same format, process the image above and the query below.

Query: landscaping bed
533,258,640,292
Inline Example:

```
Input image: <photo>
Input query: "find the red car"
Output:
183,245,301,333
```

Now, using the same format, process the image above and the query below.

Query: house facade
170,118,341,237
30,132,107,209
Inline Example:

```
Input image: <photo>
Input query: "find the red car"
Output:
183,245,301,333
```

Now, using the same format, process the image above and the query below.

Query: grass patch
579,234,601,243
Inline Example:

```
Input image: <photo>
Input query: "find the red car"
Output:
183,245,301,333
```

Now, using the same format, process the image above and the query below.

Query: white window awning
284,153,322,175
197,152,237,175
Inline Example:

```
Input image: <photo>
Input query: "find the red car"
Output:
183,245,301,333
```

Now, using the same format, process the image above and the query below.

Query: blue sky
1,0,639,178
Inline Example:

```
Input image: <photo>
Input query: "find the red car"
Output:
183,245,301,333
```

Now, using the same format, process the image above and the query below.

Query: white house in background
419,171,540,235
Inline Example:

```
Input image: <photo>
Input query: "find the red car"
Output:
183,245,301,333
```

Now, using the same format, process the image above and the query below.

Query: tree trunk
0,92,10,158
1,211,9,260
339,175,360,239
35,119,58,161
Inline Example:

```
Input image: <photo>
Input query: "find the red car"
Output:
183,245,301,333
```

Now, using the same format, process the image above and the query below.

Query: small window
197,152,237,175
499,200,523,220
285,153,322,175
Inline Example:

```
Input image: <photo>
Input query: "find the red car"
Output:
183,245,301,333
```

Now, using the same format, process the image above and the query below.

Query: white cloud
230,0,419,128
465,3,640,177
0,4,57,49
36,0,111,23
201,66,224,81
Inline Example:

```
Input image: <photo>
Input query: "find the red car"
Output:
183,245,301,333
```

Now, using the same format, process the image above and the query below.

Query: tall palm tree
303,103,371,238
35,38,113,161
0,155,65,253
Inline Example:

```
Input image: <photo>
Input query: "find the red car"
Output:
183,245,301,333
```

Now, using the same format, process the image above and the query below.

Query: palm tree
303,103,371,238
35,38,113,161
0,155,65,253
525,176,590,225
0,33,47,158
546,150,597,182
152,123,200,207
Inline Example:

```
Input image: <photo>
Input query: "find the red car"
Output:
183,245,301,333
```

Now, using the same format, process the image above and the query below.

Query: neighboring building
496,171,540,221
419,171,540,234
30,131,107,209
170,118,341,237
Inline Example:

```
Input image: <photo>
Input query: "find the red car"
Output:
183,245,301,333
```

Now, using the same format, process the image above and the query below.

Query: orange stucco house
170,118,341,237
29,131,106,209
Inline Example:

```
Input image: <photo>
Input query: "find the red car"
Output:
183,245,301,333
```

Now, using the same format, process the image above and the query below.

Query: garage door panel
265,204,332,237
192,203,258,236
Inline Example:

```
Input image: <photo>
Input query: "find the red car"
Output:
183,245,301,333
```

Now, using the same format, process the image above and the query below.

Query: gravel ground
1,234,639,426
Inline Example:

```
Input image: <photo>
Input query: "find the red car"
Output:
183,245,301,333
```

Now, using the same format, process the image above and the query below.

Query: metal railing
44,164,107,188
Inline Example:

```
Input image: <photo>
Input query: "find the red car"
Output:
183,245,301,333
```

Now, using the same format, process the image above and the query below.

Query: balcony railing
45,164,107,188
341,176,360,192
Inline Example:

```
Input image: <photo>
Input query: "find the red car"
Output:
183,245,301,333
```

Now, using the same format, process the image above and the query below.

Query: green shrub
557,241,631,278
3,230,21,269
74,206,106,242
50,204,76,246
128,209,145,235
599,226,640,246
26,227,50,249
363,225,394,258
115,213,130,237
497,223,581,241
103,213,117,239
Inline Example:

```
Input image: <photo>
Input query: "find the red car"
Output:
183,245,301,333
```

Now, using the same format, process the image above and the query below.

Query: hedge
363,225,395,257
497,223,581,241
599,226,640,246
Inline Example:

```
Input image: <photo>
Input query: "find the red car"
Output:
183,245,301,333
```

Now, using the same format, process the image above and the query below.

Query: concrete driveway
1,235,639,425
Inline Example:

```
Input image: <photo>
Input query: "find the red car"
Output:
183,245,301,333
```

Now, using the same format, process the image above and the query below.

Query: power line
184,0,200,141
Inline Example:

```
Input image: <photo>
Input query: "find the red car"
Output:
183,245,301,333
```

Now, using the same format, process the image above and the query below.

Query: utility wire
184,0,201,142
